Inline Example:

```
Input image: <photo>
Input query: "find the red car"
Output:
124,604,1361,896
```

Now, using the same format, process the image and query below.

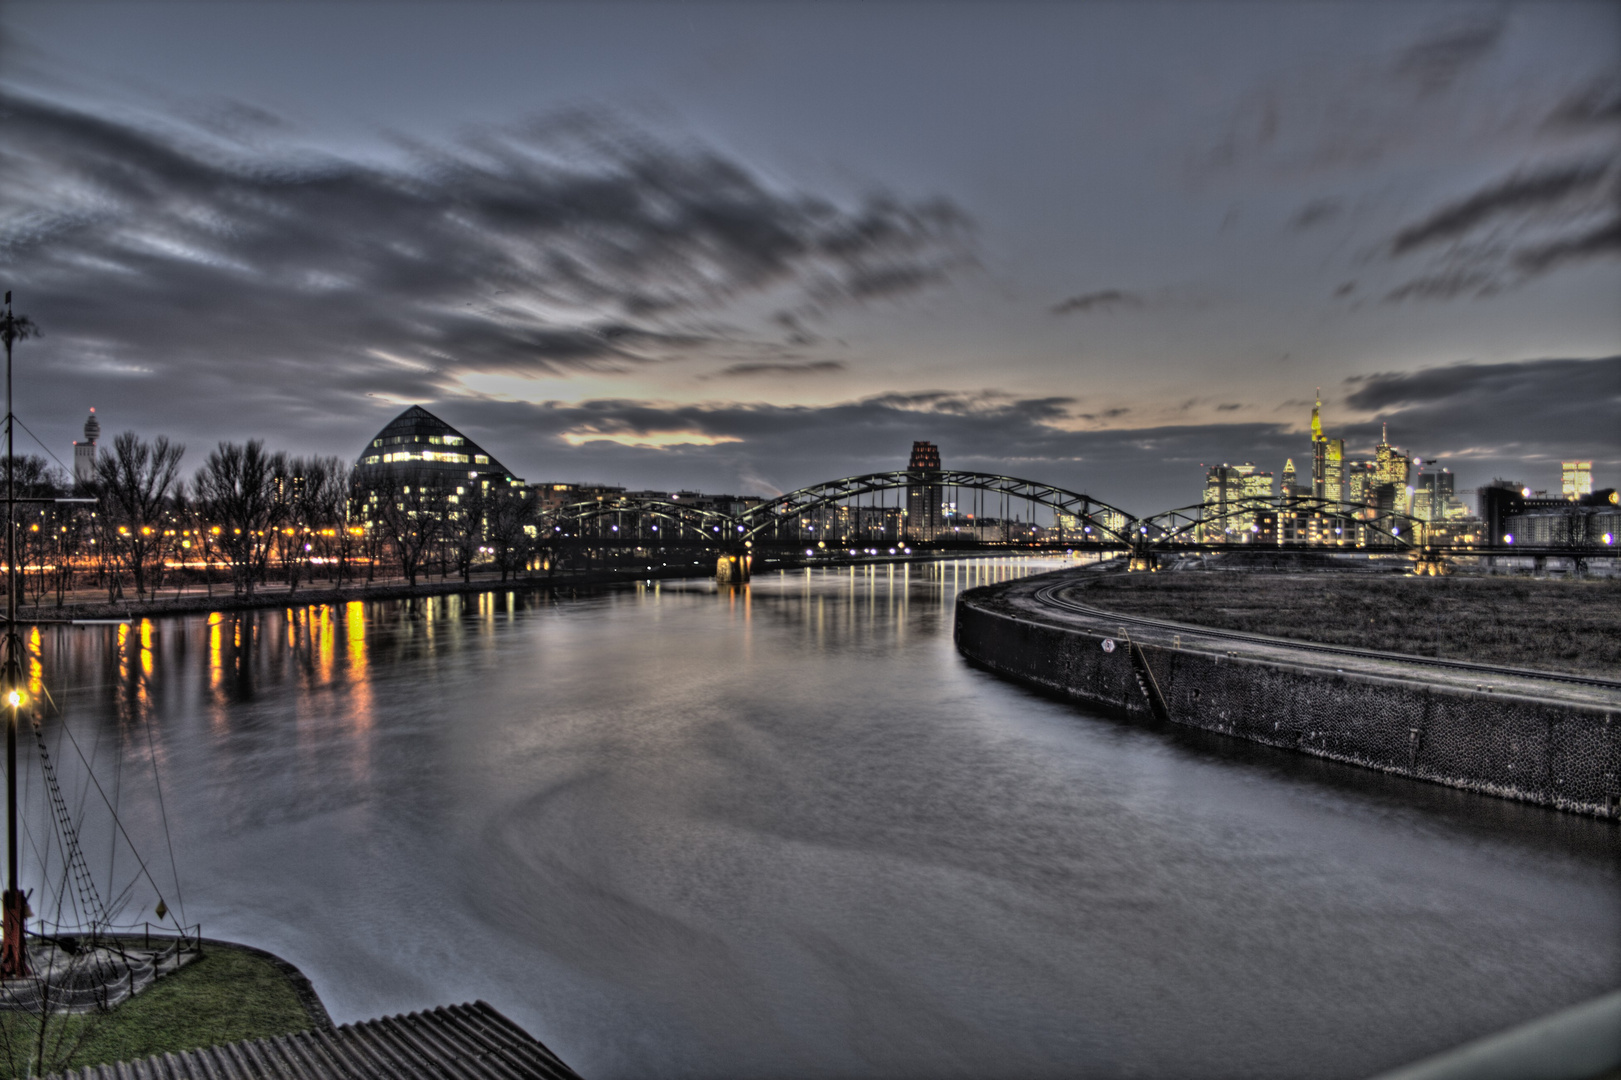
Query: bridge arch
1136,495,1425,550
542,497,739,545
736,470,1137,546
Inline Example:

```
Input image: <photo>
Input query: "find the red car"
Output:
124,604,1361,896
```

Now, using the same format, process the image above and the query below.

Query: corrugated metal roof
48,1000,583,1080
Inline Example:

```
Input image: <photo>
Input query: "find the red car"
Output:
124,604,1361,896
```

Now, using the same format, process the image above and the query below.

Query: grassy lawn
1078,570,1621,677
1,944,319,1078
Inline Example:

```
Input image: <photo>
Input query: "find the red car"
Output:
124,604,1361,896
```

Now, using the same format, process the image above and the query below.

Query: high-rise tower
906,441,943,541
73,408,100,484
1309,391,1344,503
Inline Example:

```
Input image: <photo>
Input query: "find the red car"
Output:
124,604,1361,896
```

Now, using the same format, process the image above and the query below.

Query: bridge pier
716,551,751,584
1411,549,1452,576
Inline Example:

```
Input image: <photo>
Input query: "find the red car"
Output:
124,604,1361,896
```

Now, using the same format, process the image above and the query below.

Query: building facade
1201,462,1274,541
1563,461,1594,500
72,408,100,484
905,440,943,541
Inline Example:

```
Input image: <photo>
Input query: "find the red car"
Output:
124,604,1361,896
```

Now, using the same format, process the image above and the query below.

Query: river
25,558,1621,1078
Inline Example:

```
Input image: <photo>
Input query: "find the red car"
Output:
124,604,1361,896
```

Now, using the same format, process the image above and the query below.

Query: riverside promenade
956,567,1621,818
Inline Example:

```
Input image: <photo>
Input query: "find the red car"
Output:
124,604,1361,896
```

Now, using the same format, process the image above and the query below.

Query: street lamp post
0,292,39,979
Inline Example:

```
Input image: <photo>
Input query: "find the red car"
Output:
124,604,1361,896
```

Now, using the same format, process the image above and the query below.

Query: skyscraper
1201,462,1273,541
1308,391,1344,503
906,441,943,541
73,408,100,484
1375,424,1411,488
1562,461,1593,500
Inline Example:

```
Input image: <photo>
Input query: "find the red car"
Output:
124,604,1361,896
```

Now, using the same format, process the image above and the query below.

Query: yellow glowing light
6,690,21,708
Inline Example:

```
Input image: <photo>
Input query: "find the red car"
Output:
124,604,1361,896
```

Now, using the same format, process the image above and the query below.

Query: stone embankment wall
956,585,1621,819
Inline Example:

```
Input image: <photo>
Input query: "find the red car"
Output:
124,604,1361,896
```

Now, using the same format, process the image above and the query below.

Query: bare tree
370,469,446,587
3,456,64,607
485,486,538,582
193,441,289,596
447,480,491,583
93,433,185,600
287,456,351,588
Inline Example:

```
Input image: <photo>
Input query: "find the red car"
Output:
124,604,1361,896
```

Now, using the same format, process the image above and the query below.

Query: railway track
1030,581,1621,692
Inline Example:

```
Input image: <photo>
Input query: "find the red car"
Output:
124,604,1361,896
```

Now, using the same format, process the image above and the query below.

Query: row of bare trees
3,432,547,605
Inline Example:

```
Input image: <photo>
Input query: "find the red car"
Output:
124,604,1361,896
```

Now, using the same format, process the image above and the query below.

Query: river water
23,559,1621,1079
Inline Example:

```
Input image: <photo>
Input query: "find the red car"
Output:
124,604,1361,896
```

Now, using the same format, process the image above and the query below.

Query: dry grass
0,945,316,1078
1080,570,1621,677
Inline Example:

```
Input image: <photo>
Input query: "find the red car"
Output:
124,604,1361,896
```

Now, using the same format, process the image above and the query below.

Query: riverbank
956,568,1621,818
9,551,1087,624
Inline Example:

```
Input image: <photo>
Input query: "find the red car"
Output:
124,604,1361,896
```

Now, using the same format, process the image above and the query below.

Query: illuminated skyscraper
1307,391,1343,502
1202,462,1272,541
1375,424,1411,488
1281,458,1297,497
72,408,100,484
1563,461,1593,500
906,441,943,541
1346,460,1375,505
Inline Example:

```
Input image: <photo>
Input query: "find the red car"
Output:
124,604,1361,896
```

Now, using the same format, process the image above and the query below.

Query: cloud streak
0,88,970,410
1389,160,1611,255
1051,290,1142,315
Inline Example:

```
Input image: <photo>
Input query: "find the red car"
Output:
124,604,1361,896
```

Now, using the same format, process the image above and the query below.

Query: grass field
1078,570,1621,677
1,944,319,1078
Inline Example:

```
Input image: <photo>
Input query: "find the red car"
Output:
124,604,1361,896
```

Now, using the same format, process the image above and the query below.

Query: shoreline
955,568,1621,818
8,551,1088,624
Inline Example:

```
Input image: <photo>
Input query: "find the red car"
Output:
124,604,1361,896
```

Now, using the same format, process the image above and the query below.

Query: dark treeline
3,432,548,606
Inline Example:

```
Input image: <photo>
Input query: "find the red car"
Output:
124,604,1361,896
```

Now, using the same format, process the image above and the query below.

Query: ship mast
1,292,33,979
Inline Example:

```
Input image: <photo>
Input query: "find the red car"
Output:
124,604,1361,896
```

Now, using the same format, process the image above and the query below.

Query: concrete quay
956,569,1621,818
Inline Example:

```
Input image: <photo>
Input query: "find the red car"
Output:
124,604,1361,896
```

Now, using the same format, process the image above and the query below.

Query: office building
1563,461,1593,500
906,441,943,541
355,405,524,515
1202,462,1273,541
1309,392,1345,503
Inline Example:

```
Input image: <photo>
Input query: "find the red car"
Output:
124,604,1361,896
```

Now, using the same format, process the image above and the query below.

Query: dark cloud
1381,156,1620,301
0,88,970,422
415,356,1618,514
1339,357,1619,470
1392,18,1504,96
1382,267,1498,304
1546,78,1621,129
1513,216,1621,274
1389,160,1611,255
1291,199,1342,230
1051,290,1142,315
450,393,1301,514
1334,281,1357,297
1215,403,1244,412
710,360,846,378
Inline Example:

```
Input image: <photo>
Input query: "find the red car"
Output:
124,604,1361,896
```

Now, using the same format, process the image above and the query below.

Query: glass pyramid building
355,405,521,492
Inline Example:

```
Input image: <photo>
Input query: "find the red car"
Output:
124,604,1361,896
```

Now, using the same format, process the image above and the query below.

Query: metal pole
1,292,25,977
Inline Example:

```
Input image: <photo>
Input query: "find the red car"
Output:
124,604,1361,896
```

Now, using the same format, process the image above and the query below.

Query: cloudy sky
2,1,1617,513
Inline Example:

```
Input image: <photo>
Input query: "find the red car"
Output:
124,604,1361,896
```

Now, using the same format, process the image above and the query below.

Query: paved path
1002,568,1621,711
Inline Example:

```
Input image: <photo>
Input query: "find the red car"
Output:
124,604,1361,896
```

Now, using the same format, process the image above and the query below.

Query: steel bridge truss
542,471,1138,549
735,470,1135,545
545,498,741,545
537,477,1611,560
1137,495,1425,551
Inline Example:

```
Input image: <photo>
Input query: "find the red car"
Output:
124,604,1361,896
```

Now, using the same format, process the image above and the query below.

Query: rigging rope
31,717,109,933
37,686,180,933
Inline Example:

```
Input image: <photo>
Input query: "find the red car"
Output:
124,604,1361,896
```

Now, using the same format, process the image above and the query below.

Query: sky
1,0,1617,514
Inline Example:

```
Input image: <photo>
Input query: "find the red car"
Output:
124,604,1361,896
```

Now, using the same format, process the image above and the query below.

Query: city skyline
2,2,1617,514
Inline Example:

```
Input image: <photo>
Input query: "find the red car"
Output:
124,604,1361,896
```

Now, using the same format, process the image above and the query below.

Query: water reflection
17,557,1621,1080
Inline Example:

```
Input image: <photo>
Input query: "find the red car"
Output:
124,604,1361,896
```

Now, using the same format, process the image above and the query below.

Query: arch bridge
535,471,1612,580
